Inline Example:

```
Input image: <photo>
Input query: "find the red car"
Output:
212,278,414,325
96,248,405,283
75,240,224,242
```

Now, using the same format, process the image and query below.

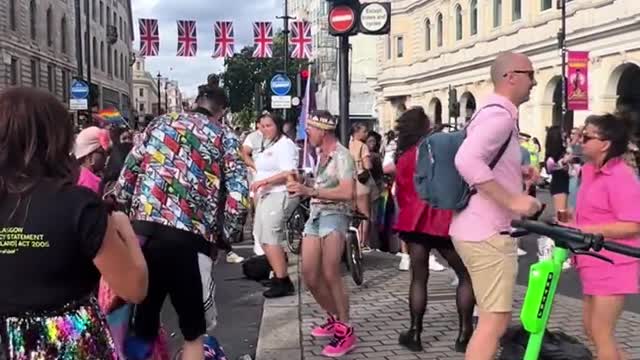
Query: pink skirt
578,261,639,296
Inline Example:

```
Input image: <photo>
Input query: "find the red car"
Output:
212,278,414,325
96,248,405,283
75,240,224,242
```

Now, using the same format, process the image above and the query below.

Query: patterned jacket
116,111,249,243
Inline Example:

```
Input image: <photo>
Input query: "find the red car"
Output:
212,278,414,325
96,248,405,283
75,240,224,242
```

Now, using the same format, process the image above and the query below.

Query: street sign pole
338,35,350,145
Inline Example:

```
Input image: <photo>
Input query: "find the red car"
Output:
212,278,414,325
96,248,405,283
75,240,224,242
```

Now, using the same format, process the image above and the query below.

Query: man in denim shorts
287,110,356,357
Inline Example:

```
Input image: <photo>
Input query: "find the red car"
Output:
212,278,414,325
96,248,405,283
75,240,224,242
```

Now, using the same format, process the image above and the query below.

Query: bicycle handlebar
510,219,640,260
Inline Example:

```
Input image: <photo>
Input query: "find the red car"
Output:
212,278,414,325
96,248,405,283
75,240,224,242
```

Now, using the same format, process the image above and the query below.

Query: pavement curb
255,255,303,360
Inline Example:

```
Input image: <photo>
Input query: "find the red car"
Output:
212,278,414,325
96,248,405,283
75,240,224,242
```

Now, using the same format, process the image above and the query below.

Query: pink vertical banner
567,51,589,111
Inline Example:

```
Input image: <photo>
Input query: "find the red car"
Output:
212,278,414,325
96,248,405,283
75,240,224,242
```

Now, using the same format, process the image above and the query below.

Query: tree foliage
222,31,308,116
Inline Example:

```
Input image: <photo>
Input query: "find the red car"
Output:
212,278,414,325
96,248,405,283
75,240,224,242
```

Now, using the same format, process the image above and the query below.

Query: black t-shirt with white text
0,181,107,315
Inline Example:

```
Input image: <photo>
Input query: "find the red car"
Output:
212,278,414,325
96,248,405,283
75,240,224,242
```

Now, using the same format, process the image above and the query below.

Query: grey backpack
414,104,512,211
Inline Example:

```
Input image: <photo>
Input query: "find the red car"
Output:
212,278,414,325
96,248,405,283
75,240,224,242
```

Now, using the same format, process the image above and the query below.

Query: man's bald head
490,52,531,84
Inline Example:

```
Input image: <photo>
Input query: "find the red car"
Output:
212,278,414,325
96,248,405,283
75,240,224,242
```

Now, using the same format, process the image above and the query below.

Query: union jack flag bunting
290,20,312,59
252,22,273,58
139,18,160,56
177,20,197,57
213,21,234,58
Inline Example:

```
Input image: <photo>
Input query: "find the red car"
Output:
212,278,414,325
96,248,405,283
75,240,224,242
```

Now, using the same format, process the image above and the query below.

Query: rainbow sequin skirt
0,297,119,360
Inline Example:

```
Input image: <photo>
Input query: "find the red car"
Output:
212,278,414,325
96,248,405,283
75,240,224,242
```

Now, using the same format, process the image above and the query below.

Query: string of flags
138,19,312,59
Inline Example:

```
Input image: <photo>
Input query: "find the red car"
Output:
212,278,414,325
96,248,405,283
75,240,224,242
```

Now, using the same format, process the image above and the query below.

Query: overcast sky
133,0,283,97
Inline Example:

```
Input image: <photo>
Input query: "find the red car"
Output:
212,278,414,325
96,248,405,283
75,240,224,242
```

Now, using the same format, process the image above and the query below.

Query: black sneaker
263,277,295,298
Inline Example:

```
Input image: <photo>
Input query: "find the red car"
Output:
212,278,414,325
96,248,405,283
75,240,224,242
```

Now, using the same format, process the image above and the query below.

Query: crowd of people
1,50,640,360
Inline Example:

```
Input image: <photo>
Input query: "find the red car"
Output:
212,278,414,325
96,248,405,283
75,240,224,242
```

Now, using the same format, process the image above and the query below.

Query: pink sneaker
311,314,337,338
321,322,356,357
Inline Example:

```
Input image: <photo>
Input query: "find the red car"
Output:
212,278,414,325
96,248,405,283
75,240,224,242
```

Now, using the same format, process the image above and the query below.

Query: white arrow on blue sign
270,74,292,96
71,80,90,100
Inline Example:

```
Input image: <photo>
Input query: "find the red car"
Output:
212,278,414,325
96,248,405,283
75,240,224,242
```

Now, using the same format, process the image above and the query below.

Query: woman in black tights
392,107,476,352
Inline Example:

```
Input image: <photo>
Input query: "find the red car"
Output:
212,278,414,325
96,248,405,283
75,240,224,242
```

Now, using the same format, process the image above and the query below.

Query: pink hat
74,127,110,159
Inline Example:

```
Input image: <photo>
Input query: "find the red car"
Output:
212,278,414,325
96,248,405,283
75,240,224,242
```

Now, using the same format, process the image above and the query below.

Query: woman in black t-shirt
0,87,148,359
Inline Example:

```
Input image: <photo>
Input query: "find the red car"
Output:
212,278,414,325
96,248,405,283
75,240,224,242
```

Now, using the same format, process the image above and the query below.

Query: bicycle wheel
346,230,364,285
285,208,305,255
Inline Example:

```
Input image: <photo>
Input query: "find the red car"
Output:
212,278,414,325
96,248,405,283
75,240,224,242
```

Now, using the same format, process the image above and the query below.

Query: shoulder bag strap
489,131,513,169
466,103,513,169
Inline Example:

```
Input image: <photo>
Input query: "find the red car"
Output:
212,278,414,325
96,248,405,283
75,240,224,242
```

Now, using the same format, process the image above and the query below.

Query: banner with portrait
567,51,589,111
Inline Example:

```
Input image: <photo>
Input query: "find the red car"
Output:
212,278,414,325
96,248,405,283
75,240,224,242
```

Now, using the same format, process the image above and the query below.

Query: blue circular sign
71,80,90,99
270,74,292,96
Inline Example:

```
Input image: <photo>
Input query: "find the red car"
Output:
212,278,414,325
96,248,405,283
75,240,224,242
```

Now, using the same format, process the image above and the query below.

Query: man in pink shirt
451,52,541,360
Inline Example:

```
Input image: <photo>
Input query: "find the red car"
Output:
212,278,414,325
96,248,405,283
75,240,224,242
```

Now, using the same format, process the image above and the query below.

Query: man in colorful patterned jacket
116,85,249,360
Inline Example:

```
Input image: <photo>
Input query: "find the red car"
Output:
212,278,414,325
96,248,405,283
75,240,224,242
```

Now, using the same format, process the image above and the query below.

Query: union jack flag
213,21,234,58
177,20,197,57
139,18,159,56
290,20,312,59
252,22,273,58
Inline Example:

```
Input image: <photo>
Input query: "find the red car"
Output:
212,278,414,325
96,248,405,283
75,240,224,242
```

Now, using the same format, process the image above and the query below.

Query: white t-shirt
254,136,299,194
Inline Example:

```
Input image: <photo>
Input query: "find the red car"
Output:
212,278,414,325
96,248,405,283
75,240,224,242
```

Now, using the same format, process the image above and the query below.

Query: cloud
133,0,282,97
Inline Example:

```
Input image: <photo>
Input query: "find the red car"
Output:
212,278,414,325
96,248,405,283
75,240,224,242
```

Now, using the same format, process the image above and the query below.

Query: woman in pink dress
570,113,640,360
392,108,475,352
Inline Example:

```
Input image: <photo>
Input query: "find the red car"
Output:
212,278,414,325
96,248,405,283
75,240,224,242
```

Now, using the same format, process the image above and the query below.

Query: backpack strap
489,131,513,170
465,103,514,169
464,104,510,129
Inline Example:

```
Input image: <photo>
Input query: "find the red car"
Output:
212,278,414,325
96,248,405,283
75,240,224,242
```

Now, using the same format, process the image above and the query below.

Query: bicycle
344,211,367,286
284,198,309,255
509,219,640,360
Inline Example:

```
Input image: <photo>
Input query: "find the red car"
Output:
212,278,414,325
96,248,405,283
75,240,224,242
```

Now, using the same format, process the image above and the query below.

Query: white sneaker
226,251,245,264
429,254,446,272
517,247,527,257
398,254,410,271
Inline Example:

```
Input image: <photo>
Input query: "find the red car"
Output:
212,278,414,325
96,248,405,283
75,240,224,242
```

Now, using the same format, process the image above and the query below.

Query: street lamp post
156,72,162,115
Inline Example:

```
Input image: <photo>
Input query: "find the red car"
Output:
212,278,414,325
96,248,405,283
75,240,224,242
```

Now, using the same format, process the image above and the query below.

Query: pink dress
574,158,640,295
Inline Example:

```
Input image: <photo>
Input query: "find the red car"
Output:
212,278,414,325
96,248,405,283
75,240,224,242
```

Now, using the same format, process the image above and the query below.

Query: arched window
455,4,463,40
107,45,112,75
493,0,502,28
114,50,118,78
119,53,124,79
513,0,522,20
436,13,443,47
100,42,105,71
425,19,431,51
92,37,98,67
30,0,37,41
61,17,68,53
470,0,478,35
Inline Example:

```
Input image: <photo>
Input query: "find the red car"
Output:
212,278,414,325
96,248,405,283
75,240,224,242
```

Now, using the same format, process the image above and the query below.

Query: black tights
406,236,475,341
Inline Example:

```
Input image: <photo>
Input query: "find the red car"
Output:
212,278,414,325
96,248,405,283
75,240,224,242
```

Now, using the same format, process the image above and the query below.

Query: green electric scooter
511,219,640,359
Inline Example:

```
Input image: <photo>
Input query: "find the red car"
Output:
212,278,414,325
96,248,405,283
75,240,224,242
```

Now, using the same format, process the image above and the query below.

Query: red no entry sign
329,6,356,34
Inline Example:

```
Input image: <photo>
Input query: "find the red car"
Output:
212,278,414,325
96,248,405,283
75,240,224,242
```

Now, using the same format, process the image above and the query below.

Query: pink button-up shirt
450,94,522,242
574,157,640,268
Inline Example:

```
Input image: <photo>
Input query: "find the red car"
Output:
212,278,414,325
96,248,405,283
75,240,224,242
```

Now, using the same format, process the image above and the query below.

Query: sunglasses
504,70,535,80
581,133,604,143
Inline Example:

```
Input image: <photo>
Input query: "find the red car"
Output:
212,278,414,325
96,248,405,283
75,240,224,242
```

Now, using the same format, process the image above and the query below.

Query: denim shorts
303,212,350,238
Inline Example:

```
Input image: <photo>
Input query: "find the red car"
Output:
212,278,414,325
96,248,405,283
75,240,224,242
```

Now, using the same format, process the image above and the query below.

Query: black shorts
132,221,208,342
399,232,454,249
550,169,570,195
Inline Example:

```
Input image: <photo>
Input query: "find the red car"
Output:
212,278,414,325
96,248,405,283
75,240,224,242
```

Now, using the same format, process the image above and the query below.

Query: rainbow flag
97,109,126,125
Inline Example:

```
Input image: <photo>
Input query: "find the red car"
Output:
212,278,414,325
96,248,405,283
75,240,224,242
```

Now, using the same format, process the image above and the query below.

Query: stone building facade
80,0,134,116
375,0,640,140
0,0,78,103
0,0,134,117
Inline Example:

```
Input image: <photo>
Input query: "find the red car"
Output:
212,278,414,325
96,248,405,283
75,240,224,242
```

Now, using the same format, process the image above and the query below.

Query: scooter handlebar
511,219,640,260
